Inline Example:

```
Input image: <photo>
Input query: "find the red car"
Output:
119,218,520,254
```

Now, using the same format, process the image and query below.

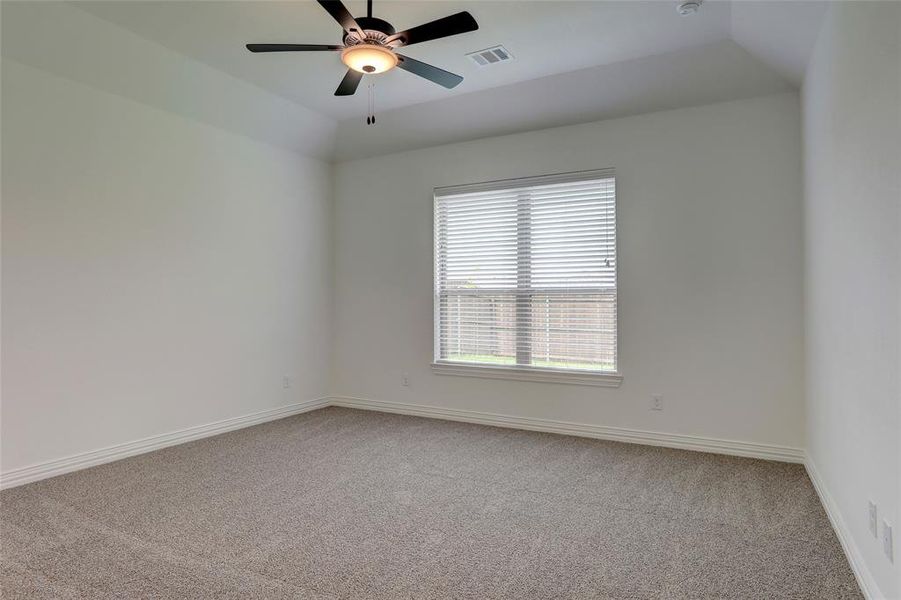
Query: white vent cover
466,45,513,67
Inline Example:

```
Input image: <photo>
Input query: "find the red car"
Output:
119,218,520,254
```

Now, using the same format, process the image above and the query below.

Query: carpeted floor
1,406,862,599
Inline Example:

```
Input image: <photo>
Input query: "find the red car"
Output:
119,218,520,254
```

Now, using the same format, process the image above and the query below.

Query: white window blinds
434,169,617,374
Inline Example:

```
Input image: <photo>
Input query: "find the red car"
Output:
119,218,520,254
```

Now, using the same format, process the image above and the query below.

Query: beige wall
1,59,333,472
332,93,805,450
803,3,901,597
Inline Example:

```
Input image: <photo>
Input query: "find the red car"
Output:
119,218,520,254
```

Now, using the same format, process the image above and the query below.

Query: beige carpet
1,406,862,599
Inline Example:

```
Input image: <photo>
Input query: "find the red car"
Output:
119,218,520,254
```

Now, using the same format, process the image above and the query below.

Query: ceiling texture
11,0,827,160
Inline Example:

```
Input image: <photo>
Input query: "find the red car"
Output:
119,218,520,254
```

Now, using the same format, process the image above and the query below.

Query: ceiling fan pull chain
366,82,376,126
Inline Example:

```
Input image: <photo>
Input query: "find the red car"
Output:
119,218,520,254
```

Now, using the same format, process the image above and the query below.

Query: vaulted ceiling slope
333,39,793,161
3,1,825,161
0,1,336,159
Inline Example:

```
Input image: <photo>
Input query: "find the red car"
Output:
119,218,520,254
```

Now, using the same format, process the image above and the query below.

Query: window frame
431,169,622,387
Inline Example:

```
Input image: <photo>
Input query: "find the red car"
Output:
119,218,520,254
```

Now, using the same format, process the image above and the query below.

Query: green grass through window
444,353,615,372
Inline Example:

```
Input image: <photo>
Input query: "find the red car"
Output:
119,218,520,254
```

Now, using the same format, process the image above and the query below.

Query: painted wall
332,93,805,450
1,58,332,473
802,3,901,597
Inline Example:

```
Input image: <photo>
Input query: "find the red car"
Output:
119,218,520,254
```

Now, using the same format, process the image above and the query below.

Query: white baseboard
329,395,805,463
805,456,885,600
0,396,330,490
0,393,806,488
5,393,877,597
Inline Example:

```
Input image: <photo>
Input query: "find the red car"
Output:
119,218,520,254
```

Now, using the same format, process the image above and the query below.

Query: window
433,169,620,386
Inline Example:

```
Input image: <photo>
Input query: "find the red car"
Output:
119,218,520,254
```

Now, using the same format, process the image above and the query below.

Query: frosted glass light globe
341,44,398,74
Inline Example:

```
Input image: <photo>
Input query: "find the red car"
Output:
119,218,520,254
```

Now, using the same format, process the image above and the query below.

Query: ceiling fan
246,0,479,97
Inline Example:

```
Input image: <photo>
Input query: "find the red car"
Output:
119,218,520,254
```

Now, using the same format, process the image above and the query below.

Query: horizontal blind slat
435,171,617,373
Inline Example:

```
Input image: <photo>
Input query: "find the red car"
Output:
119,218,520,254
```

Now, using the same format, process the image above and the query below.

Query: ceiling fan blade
335,69,364,96
387,12,478,47
317,0,366,39
396,54,463,89
246,44,342,52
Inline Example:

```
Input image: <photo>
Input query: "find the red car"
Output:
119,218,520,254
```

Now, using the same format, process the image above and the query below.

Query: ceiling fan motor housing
344,17,396,43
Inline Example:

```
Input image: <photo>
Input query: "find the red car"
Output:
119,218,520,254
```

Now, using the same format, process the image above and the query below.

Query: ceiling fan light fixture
341,44,397,74
247,1,479,95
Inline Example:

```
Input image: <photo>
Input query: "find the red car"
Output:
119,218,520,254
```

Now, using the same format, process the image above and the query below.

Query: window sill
431,362,623,388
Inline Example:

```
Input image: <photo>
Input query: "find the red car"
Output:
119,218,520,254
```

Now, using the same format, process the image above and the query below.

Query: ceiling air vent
466,45,513,67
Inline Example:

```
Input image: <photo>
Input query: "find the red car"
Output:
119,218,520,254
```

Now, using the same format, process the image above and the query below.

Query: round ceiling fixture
341,44,398,74
677,0,702,16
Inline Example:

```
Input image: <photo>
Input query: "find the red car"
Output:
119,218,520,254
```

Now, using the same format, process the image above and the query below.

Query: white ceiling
333,39,794,160
6,1,826,160
77,0,740,120
1,1,337,158
730,1,827,85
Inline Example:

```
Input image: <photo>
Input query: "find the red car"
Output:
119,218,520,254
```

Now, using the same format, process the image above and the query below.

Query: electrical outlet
883,520,893,563
869,501,878,537
651,394,663,411
401,373,410,387
282,376,292,389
